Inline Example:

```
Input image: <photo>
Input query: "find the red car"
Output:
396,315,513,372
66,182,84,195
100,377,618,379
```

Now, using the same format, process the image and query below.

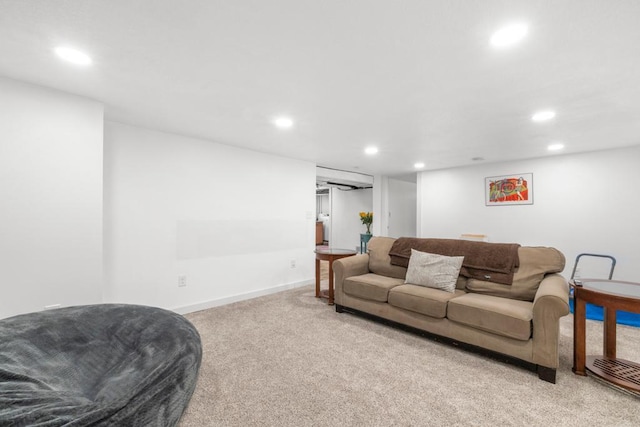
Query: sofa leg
537,366,556,383
335,304,344,313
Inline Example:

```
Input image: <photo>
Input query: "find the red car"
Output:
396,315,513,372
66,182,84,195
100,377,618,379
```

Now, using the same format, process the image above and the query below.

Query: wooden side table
572,279,640,392
314,248,357,305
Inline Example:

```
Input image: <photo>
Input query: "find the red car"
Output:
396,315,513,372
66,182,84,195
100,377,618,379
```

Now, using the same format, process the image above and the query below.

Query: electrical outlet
290,259,296,269
178,275,187,287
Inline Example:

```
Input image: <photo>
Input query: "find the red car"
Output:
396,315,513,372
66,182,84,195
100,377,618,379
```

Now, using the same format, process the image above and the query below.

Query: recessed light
54,46,92,66
273,116,294,129
532,110,556,122
547,143,565,151
365,146,378,155
414,162,425,169
490,23,528,48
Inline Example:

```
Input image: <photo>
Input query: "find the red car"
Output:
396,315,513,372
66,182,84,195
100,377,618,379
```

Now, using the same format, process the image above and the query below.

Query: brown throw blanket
389,238,520,285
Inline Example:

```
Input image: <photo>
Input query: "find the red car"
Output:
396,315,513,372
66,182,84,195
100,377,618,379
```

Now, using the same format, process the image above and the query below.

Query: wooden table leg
328,259,334,305
573,297,587,376
315,256,320,298
603,307,617,358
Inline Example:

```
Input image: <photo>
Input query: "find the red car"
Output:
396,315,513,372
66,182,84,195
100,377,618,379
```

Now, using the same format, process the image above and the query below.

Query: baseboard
172,279,312,315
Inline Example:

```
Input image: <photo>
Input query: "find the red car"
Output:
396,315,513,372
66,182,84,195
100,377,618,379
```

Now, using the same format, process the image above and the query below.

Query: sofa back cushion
465,246,565,301
367,237,470,290
368,237,407,279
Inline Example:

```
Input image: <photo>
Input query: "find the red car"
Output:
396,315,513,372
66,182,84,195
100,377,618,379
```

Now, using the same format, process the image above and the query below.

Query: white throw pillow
404,249,464,293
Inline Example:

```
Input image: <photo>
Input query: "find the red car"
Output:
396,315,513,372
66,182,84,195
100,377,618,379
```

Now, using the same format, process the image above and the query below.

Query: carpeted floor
181,285,640,426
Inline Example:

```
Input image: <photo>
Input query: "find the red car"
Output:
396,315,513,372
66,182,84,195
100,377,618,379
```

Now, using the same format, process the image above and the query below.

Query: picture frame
485,173,533,206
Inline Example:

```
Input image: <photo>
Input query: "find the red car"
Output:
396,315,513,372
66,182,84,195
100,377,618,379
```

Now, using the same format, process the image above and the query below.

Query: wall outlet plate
178,275,187,287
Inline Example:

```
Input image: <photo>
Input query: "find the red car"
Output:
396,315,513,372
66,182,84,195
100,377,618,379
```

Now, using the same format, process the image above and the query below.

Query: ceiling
2,1,639,178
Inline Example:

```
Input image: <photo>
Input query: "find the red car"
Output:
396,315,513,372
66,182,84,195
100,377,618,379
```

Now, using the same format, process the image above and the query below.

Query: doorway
316,166,374,250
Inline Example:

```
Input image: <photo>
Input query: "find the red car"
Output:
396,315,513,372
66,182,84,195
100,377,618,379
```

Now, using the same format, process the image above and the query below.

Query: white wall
417,146,640,281
387,178,417,238
316,193,330,217
103,122,316,313
372,175,387,237
0,77,104,318
330,188,373,251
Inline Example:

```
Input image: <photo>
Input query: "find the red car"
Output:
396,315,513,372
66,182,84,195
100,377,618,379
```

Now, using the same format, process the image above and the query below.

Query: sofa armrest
333,254,370,305
531,273,570,368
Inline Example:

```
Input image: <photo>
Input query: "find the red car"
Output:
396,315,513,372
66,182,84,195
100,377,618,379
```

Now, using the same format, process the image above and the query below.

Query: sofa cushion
465,247,565,301
388,285,466,318
343,273,405,302
368,237,408,279
405,249,464,293
447,293,533,341
455,276,468,291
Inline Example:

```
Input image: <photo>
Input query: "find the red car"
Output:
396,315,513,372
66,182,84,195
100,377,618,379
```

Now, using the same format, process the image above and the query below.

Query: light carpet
181,285,639,426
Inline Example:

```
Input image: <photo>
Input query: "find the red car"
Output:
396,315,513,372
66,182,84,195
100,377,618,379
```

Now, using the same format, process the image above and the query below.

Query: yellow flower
359,212,373,225
359,211,373,233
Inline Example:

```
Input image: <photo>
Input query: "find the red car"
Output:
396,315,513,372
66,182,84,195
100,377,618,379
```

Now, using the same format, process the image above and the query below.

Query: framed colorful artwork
485,173,533,206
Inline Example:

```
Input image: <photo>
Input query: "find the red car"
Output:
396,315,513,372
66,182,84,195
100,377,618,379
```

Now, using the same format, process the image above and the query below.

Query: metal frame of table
572,279,640,392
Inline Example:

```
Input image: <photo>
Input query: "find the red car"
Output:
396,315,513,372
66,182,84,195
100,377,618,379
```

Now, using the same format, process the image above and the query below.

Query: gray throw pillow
404,249,464,293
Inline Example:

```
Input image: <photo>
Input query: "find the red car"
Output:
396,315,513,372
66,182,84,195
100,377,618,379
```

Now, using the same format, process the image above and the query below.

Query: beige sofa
333,236,570,383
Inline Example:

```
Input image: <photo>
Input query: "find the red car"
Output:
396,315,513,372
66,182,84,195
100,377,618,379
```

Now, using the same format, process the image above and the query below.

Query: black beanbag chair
0,304,202,426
